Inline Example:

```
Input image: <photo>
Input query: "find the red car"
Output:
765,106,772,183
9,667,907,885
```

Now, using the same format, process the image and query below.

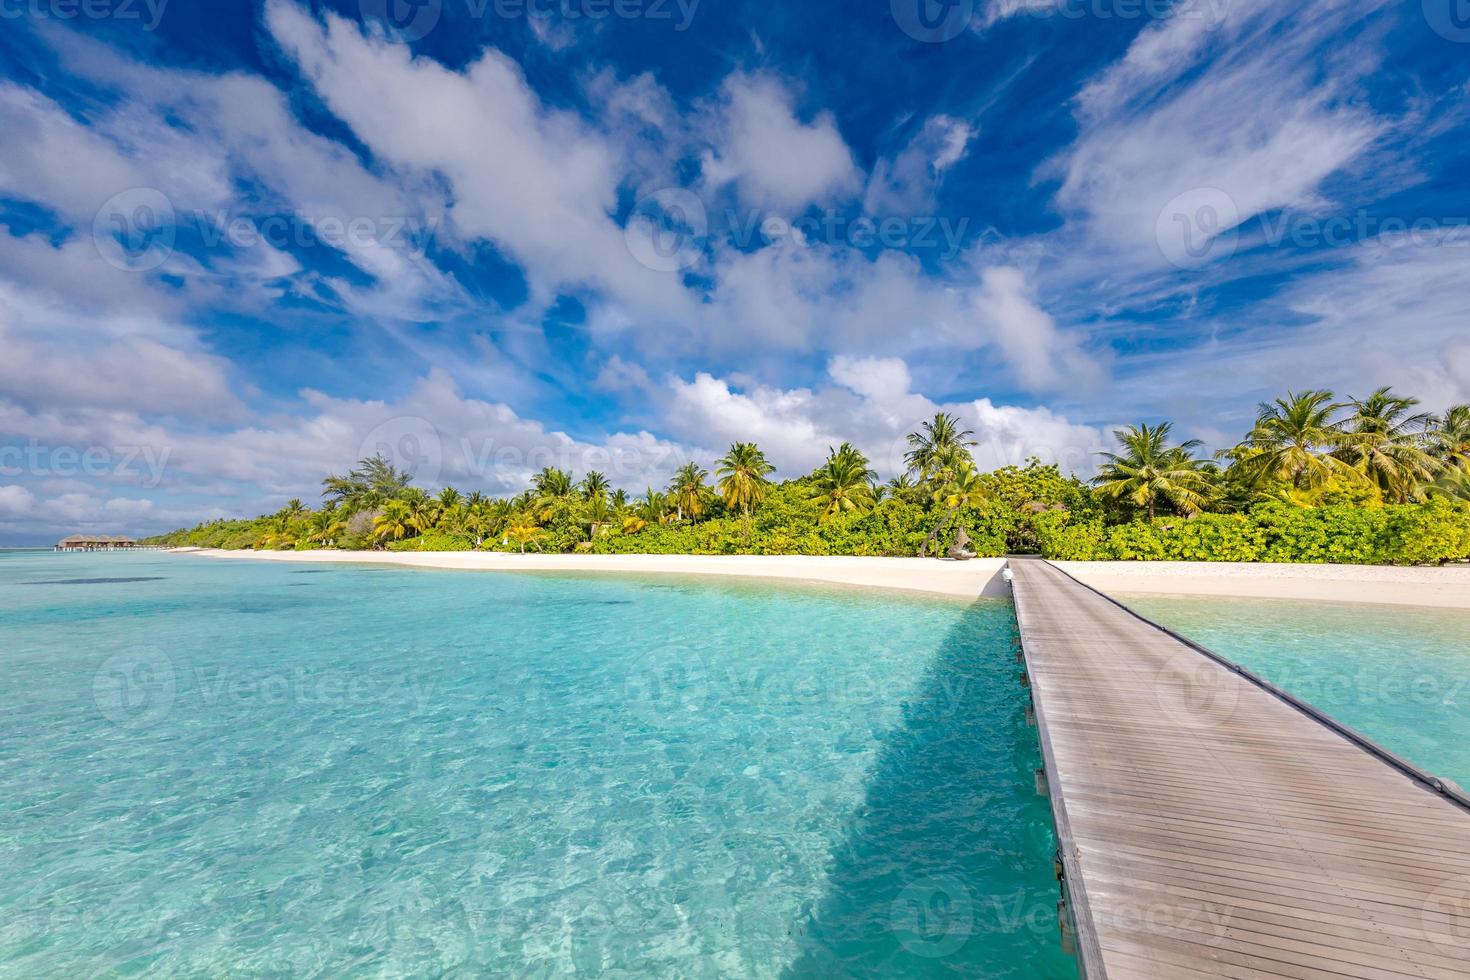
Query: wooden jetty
1008,557,1470,979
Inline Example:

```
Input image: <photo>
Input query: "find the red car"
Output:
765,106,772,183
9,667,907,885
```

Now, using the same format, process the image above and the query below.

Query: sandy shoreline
171,549,1470,609
1054,560,1470,610
175,549,1014,600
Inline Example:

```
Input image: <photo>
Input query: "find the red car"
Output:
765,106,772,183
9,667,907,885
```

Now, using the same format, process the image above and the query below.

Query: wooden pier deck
1008,558,1470,979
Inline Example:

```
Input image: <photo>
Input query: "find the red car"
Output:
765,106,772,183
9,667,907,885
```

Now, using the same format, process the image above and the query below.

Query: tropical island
148,388,1470,566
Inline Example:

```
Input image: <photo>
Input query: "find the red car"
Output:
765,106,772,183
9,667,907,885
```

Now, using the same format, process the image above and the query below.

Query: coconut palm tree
809,444,876,522
1429,405,1470,465
1093,422,1216,520
1429,460,1470,502
669,463,710,522
437,487,462,512
638,488,670,526
399,487,435,531
305,509,344,548
281,498,307,521
532,467,576,522
1231,390,1356,491
919,460,991,557
1336,387,1439,502
373,499,417,545
580,471,611,502
716,442,776,518
533,467,575,498
904,412,976,484
504,521,544,554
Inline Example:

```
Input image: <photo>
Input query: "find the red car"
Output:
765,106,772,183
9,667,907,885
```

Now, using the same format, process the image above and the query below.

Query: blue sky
1,0,1469,542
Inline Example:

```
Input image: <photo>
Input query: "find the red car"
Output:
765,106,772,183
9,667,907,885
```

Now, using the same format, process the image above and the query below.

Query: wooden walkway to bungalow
1007,557,1470,979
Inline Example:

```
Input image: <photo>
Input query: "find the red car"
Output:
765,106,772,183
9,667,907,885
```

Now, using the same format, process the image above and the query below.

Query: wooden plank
1008,558,1470,979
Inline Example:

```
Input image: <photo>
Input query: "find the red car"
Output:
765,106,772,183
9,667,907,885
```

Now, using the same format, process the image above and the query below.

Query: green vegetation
146,388,1470,565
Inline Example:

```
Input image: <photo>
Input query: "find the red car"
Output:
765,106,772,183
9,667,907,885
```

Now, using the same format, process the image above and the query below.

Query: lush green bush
1030,500,1470,565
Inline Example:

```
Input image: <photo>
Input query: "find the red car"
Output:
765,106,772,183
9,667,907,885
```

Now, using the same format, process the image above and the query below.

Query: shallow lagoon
0,552,1071,977
1123,592,1470,791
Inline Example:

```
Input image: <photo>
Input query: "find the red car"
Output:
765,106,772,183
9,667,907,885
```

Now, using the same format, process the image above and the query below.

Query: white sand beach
173,549,1470,608
176,549,1014,599
1054,560,1470,609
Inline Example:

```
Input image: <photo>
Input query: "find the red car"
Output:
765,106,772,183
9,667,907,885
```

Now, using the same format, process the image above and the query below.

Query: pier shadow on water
781,601,1076,979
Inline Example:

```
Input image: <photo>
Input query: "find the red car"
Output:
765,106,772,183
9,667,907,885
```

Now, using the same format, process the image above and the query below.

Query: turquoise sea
0,551,1071,978
1124,592,1470,792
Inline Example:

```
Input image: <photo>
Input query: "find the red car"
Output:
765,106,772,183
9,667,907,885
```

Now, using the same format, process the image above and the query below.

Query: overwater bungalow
54,534,139,552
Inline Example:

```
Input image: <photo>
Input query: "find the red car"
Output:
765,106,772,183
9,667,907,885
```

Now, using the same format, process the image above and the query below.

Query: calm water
1123,593,1470,791
0,552,1070,978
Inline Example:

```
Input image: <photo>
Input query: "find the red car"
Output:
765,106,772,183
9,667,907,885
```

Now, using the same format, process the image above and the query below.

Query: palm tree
716,443,776,518
532,467,575,522
399,487,435,531
809,444,876,522
437,487,463,512
919,460,991,557
904,412,976,483
669,463,710,522
305,509,344,547
1093,422,1215,520
373,499,417,546
580,471,611,502
638,488,670,526
1232,390,1356,490
1336,387,1438,502
281,498,307,521
505,521,544,554
886,472,921,505
583,492,613,539
1429,460,1470,502
1429,405,1470,465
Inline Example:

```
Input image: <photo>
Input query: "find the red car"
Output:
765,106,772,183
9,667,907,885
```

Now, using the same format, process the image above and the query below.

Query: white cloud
265,0,692,318
1050,0,1392,269
865,115,975,215
701,72,861,213
664,358,1108,478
